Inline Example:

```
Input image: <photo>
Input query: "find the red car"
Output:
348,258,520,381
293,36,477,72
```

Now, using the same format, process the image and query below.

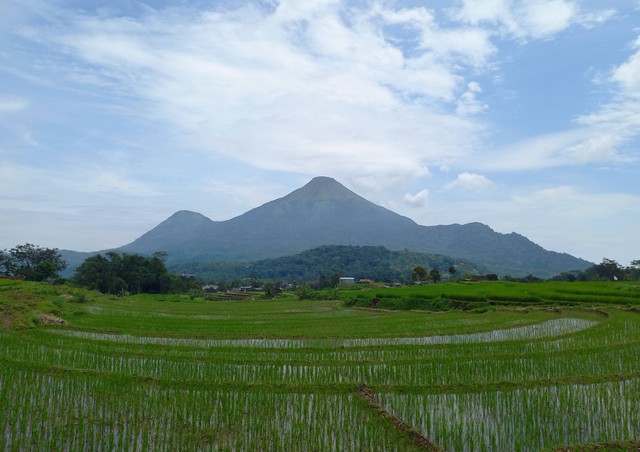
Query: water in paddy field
48,317,596,348
378,379,640,451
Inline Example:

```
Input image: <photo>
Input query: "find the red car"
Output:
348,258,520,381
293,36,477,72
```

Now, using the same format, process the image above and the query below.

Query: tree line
550,258,640,282
1,243,199,294
3,242,638,293
73,251,200,295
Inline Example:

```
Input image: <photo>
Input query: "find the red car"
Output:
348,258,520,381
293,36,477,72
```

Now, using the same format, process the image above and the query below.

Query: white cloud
478,126,635,172
0,96,29,113
454,0,613,41
562,133,632,164
419,27,496,70
454,0,513,28
519,0,576,39
576,9,616,29
17,0,621,185
404,189,429,207
610,36,640,95
456,81,488,116
569,34,640,165
446,172,494,192
26,1,498,187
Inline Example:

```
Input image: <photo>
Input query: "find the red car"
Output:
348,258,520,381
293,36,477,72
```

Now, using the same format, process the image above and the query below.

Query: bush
72,291,88,303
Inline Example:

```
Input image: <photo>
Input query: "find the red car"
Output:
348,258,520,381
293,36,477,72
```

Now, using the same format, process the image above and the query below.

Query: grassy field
2,279,640,450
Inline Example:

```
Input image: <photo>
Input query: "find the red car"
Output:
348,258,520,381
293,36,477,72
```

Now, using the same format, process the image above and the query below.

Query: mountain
62,176,592,278
120,176,424,263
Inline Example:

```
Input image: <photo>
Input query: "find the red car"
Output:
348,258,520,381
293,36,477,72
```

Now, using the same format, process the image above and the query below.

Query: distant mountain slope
170,245,486,282
119,210,222,262
64,176,592,278
407,222,589,279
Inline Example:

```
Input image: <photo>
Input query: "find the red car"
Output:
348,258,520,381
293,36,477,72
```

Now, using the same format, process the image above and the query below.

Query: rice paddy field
2,279,640,450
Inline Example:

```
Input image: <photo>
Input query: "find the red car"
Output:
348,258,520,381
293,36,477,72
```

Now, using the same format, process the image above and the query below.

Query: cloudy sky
1,0,639,266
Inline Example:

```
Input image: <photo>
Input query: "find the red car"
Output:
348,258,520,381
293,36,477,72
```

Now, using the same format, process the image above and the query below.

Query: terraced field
2,280,640,450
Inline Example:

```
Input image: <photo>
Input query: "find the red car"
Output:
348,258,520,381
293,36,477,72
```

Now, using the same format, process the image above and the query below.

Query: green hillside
170,244,486,283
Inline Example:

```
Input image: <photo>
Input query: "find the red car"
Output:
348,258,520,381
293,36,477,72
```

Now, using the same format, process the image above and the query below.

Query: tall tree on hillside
5,243,67,281
429,269,441,284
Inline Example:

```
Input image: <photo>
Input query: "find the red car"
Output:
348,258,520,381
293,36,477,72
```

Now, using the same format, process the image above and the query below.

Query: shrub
72,291,88,303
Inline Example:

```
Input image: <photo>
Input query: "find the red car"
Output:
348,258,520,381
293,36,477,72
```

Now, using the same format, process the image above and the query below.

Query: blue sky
1,0,639,266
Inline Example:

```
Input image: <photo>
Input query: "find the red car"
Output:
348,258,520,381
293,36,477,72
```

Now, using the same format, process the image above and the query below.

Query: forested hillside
170,245,485,283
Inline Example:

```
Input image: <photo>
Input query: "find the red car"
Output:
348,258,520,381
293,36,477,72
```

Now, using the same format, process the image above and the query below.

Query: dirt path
356,384,443,451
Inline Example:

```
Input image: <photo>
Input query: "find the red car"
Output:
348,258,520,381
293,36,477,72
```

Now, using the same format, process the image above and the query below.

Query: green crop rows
2,279,640,450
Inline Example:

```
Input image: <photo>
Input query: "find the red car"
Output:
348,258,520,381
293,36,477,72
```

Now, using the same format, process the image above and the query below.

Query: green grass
341,280,640,311
0,279,84,329
2,280,640,450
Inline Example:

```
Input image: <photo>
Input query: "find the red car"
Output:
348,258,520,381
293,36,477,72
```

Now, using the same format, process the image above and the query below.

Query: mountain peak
284,176,366,202
163,210,213,227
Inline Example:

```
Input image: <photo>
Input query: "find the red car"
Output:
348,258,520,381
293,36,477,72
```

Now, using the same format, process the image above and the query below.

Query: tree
550,272,577,282
296,283,312,300
329,272,341,288
263,282,276,298
74,251,175,294
594,258,624,281
0,250,12,276
412,266,427,283
626,260,640,280
74,254,113,293
429,269,441,284
6,243,67,281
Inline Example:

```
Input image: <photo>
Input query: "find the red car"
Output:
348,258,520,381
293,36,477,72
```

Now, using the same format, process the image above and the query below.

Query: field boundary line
356,383,443,451
553,440,640,451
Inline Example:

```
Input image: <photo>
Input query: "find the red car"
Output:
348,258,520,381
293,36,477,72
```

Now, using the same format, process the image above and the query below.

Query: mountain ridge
60,176,592,278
